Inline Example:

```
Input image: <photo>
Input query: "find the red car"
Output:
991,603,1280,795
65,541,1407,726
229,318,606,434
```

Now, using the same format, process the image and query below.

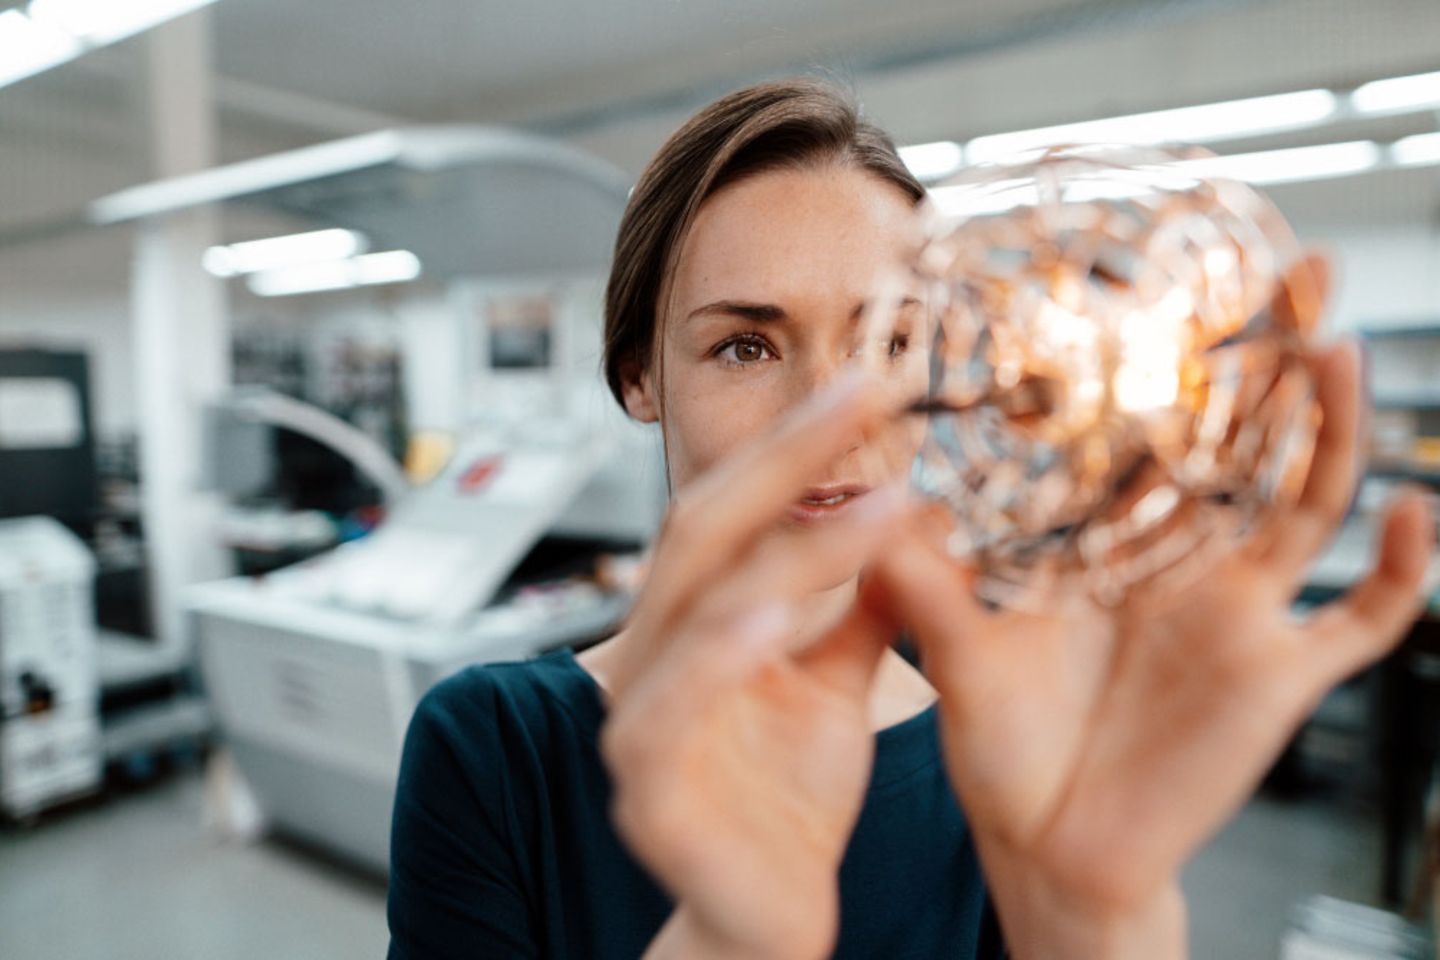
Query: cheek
660,376,778,490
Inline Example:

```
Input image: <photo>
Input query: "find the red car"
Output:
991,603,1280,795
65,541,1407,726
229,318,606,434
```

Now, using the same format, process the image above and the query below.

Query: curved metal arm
226,387,411,505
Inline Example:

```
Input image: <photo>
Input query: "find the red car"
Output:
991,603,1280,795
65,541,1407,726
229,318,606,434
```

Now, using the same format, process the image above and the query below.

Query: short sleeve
387,676,540,960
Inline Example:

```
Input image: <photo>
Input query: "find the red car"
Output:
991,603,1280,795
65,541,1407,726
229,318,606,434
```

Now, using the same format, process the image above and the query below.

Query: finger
613,483,907,700
1304,491,1434,680
616,602,795,739
1254,340,1363,578
643,371,897,611
686,483,910,625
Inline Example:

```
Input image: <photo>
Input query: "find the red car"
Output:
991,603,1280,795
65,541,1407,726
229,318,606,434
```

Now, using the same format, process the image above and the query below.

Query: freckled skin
622,164,929,570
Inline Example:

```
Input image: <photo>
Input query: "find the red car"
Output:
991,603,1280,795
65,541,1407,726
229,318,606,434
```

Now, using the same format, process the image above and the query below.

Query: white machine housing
191,420,653,871
0,516,102,818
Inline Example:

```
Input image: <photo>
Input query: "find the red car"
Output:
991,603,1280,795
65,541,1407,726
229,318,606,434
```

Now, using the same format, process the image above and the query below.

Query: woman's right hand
597,373,907,960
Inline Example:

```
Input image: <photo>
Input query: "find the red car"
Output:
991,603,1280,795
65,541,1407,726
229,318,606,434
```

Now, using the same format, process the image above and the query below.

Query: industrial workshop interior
3,0,1440,958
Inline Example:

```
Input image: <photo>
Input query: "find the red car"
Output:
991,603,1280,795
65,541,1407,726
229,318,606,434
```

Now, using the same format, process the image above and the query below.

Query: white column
132,9,232,651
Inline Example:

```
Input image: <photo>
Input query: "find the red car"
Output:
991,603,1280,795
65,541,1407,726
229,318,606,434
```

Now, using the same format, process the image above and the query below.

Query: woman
387,78,1434,959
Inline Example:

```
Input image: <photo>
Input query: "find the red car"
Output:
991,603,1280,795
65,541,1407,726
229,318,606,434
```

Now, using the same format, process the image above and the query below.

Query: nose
786,347,875,467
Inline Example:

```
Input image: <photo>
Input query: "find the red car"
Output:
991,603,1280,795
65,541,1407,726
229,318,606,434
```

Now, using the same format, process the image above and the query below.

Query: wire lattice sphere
868,144,1323,608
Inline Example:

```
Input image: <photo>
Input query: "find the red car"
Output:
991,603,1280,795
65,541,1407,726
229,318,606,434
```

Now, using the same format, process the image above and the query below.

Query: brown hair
601,76,925,410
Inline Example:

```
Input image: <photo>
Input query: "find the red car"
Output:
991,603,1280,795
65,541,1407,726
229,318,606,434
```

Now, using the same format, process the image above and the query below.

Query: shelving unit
1358,321,1440,488
96,631,211,776
1358,322,1440,341
1373,394,1440,411
1367,460,1440,485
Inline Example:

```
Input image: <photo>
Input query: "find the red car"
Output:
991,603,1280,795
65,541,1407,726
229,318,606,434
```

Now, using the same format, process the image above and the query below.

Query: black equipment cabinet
0,347,99,540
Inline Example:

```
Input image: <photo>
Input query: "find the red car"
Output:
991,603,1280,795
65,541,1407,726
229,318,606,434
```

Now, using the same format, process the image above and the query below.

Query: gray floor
1185,791,1382,958
0,772,389,960
0,771,1389,959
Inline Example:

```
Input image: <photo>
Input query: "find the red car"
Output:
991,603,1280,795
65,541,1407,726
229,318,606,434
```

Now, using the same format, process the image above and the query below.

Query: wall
2,0,1439,443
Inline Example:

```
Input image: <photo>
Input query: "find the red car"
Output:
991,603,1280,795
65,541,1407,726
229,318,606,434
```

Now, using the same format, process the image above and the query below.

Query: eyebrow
685,296,923,324
686,300,788,323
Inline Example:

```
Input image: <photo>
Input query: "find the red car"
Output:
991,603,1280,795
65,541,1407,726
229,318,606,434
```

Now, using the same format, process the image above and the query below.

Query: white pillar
132,9,232,651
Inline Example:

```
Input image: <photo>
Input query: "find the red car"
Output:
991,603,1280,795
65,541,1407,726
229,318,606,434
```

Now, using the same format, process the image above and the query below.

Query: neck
580,576,936,731
591,576,860,695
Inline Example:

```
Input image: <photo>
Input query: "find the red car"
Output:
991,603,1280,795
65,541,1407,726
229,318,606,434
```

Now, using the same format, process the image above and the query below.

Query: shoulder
390,655,600,958
405,649,603,776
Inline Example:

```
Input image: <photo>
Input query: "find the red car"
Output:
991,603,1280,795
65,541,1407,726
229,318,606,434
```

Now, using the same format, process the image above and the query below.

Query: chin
770,521,867,594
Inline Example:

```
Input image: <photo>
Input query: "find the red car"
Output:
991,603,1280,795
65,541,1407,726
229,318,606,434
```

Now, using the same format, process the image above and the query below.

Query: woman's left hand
869,261,1436,958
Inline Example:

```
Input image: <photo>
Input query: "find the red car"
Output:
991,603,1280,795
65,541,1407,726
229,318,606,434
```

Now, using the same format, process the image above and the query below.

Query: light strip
928,140,1388,215
0,9,81,88
0,0,221,92
203,228,368,278
351,249,424,286
1351,70,1440,116
1392,132,1440,168
28,0,218,44
966,89,1339,164
1176,140,1383,186
899,141,965,182
246,250,422,298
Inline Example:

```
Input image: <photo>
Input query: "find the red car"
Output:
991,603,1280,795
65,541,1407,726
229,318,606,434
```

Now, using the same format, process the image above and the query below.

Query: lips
788,484,872,523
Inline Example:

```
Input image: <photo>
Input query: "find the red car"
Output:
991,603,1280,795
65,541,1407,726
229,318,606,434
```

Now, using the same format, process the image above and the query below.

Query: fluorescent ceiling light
899,141,964,181
1392,132,1440,168
0,0,220,91
247,250,422,298
27,0,219,46
927,140,1385,214
967,89,1339,164
203,228,368,277
1177,140,1382,186
927,177,1158,217
351,249,424,286
929,181,1034,218
1351,70,1440,116
0,9,82,87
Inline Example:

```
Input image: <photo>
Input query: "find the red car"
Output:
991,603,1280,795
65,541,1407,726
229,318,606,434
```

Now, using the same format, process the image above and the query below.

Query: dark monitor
0,348,98,540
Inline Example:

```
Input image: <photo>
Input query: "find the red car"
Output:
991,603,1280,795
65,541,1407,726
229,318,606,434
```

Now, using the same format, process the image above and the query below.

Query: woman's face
624,163,928,542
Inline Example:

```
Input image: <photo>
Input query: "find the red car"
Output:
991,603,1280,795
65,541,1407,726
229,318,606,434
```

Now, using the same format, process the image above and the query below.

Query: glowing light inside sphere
863,144,1323,609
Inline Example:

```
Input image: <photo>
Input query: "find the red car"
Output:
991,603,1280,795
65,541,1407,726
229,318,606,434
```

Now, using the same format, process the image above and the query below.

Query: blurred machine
0,347,208,785
1281,895,1433,959
0,348,98,541
0,517,102,819
179,125,664,872
191,419,657,871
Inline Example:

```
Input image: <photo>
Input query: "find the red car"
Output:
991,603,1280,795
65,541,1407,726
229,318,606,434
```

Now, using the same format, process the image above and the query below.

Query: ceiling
0,0,1265,139
1,0,1437,234
202,0,1220,128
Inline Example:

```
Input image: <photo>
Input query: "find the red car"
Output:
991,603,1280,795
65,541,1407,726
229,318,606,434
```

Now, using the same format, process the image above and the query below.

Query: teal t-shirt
387,648,1006,959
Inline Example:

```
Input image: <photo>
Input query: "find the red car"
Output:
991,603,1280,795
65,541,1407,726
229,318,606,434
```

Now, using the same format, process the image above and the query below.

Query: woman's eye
717,337,774,365
888,334,910,358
